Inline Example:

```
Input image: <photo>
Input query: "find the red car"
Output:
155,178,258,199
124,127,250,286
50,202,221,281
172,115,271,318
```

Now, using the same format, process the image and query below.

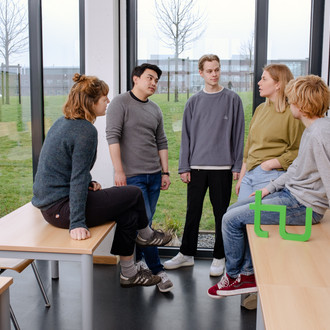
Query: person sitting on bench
32,73,172,288
207,74,330,298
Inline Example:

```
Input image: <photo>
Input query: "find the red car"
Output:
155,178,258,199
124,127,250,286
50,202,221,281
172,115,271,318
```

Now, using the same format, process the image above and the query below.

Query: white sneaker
209,258,225,277
164,252,194,270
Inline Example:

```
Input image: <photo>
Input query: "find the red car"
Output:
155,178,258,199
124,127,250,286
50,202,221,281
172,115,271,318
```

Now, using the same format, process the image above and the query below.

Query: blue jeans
222,188,323,278
126,172,163,274
238,165,284,201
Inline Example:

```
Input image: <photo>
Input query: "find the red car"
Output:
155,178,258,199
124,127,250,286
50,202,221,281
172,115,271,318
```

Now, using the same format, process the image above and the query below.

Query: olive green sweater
244,102,305,171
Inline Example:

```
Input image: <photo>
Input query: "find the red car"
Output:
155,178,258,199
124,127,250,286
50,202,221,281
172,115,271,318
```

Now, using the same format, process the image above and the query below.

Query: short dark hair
131,63,162,86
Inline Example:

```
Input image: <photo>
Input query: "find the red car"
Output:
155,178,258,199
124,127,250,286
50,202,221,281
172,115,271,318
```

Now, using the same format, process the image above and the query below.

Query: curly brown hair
63,73,109,123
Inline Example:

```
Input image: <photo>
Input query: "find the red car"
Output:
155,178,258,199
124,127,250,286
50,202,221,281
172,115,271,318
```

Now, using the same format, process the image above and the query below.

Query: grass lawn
0,92,253,238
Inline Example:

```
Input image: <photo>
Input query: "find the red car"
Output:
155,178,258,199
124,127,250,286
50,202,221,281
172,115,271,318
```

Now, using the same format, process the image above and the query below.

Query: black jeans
180,169,232,259
41,186,149,256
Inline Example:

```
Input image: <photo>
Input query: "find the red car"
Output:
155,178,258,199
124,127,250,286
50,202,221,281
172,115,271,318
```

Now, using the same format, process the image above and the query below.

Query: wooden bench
247,209,330,330
0,276,13,330
0,202,115,330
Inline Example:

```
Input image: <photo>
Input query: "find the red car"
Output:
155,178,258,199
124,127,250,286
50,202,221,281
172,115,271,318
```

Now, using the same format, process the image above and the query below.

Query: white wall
86,0,119,188
85,0,120,257
321,0,330,84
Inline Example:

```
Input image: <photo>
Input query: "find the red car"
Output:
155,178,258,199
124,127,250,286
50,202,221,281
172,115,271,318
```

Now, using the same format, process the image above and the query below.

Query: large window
137,0,255,247
0,0,32,216
42,0,80,132
267,0,311,75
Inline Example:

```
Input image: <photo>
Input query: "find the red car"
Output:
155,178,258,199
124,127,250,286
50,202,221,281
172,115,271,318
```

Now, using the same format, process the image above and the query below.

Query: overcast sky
10,0,311,67
138,0,311,61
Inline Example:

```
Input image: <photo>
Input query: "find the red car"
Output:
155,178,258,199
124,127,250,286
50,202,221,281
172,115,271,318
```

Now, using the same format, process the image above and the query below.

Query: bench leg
256,293,265,330
81,254,93,330
51,261,59,279
0,289,11,330
31,261,51,307
10,304,20,330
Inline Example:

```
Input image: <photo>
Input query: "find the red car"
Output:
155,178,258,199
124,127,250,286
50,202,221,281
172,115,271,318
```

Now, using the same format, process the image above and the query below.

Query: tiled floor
5,258,256,330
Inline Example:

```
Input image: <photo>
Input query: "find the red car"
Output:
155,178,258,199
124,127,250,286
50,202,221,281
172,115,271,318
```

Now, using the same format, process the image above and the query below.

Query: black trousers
41,186,149,256
180,169,232,259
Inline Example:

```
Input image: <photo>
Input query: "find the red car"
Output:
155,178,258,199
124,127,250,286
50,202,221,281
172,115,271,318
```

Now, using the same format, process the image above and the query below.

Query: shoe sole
157,284,174,293
216,287,258,296
163,261,194,270
209,269,224,277
207,291,226,299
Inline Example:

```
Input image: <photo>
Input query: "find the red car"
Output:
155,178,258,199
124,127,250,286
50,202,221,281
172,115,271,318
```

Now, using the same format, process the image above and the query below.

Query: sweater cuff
265,182,276,194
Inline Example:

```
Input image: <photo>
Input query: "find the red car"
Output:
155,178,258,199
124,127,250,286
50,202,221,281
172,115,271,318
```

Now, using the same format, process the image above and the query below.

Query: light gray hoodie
266,117,330,215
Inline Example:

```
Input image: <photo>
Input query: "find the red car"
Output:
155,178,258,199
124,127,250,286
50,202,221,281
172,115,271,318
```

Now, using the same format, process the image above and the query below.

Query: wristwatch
161,172,170,176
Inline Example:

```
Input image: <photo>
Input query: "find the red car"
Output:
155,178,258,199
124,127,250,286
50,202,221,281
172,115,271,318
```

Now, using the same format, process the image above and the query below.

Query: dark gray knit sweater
32,116,97,230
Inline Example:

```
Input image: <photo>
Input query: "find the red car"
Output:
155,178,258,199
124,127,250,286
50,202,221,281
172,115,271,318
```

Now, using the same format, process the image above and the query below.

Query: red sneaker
217,273,257,296
207,273,236,299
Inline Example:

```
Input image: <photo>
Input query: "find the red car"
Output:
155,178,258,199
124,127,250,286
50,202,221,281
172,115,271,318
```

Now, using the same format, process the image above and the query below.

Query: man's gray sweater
106,92,168,177
179,88,245,173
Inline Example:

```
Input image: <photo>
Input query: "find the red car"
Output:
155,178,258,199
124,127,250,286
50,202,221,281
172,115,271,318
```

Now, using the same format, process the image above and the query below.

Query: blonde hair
198,54,220,71
263,64,294,113
285,75,330,119
63,73,109,123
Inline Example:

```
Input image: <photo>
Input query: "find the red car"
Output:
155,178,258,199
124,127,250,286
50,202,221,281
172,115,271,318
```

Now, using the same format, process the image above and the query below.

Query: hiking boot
136,229,172,247
156,271,174,292
209,258,225,277
164,252,194,270
120,269,161,288
208,273,257,298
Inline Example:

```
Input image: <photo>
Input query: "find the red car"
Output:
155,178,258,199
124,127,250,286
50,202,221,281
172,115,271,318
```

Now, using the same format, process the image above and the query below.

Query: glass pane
137,0,255,247
42,0,80,132
0,0,32,216
268,0,311,76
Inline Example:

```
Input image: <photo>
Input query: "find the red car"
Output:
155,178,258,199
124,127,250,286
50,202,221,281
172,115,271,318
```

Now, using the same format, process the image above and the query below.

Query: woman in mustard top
236,64,305,201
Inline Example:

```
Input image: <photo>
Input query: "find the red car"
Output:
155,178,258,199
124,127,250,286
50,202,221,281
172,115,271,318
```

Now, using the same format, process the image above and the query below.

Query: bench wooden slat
0,259,33,273
258,284,330,330
0,277,13,296
247,210,330,330
0,203,115,255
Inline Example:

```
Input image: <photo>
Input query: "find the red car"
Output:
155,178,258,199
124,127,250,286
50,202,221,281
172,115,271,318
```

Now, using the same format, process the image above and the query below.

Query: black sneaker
120,269,161,288
135,229,172,247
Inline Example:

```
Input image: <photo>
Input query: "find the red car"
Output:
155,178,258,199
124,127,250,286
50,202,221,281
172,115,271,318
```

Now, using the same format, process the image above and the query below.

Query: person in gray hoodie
208,74,330,299
164,54,245,276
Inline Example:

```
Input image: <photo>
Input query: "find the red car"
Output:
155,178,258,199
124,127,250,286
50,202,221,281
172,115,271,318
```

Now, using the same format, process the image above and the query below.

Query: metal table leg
256,293,265,330
81,254,93,330
0,288,11,330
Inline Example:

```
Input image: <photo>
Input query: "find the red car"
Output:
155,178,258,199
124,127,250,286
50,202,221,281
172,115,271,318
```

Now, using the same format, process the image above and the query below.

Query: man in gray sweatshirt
208,74,330,299
106,63,173,293
164,54,245,276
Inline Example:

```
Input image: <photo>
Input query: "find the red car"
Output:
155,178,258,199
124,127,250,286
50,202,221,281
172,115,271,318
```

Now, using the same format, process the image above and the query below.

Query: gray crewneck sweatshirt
179,88,245,173
266,117,330,215
106,91,168,177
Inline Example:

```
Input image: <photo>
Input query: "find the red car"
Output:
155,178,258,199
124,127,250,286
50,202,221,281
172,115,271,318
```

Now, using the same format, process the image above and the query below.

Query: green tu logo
249,190,313,242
